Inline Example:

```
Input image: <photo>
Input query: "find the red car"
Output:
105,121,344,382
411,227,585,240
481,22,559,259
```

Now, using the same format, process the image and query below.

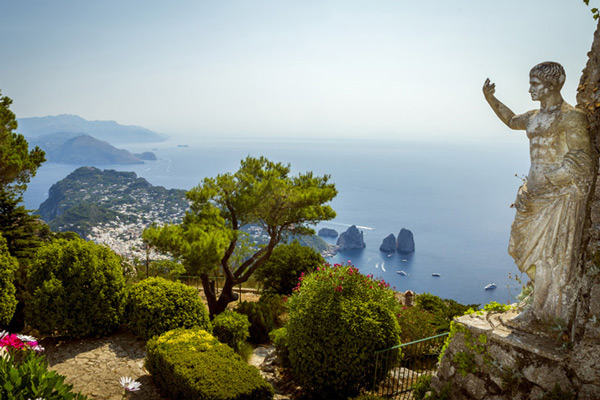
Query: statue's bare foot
500,307,537,331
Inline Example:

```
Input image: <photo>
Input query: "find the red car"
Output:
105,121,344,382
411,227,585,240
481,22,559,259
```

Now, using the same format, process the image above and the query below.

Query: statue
483,62,594,325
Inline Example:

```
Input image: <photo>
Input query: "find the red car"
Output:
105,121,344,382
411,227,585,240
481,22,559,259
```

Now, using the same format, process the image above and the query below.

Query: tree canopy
0,91,45,192
144,155,337,315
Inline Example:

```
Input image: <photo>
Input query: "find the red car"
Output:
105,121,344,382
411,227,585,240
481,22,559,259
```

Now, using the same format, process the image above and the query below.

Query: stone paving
42,330,166,400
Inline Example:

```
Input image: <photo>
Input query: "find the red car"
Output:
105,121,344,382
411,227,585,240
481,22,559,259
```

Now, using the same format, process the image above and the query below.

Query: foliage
396,305,437,343
255,240,324,295
145,327,274,400
144,156,337,316
584,0,600,19
0,188,52,263
0,90,45,192
415,293,478,333
348,395,386,400
269,327,289,366
26,238,125,338
212,310,250,351
125,277,211,340
286,263,401,399
483,301,513,313
235,293,286,344
412,375,432,400
133,258,186,281
0,234,18,327
0,350,88,399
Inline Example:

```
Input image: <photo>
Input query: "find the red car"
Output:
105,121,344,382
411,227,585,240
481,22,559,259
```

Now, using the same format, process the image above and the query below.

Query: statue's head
529,62,565,100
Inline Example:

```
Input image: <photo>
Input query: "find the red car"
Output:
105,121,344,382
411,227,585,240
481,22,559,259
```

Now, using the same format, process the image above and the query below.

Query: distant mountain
37,166,189,240
17,114,167,144
28,133,154,164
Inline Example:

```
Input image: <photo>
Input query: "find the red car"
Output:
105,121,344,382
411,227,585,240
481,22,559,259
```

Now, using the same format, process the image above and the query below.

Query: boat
401,259,408,262
396,270,407,276
387,254,393,257
432,273,441,277
484,283,497,290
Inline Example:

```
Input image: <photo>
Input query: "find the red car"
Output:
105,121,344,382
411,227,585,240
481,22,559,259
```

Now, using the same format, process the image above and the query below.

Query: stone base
432,309,600,400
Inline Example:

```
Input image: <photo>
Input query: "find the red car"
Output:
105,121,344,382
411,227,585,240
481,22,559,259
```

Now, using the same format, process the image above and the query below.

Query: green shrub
269,327,289,367
415,293,478,333
235,294,285,344
146,327,274,400
0,350,89,399
412,375,432,400
26,238,125,338
213,310,250,351
286,263,401,399
125,277,211,340
396,305,437,343
255,240,323,295
0,233,18,327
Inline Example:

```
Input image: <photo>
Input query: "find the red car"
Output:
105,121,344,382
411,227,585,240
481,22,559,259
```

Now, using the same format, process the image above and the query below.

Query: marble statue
483,62,594,325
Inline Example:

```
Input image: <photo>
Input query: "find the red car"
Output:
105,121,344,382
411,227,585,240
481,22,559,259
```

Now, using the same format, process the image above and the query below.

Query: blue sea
23,136,531,307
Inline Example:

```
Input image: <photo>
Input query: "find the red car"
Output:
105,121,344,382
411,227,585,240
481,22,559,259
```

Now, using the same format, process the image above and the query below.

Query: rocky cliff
379,233,396,252
336,225,366,250
396,228,415,253
318,228,338,238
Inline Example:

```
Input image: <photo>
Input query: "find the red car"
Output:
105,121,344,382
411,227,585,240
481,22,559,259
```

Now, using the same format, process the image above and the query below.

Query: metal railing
373,332,449,398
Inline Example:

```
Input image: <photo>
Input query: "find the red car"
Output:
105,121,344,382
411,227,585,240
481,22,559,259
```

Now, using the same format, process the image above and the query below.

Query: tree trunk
201,272,239,317
574,17,600,340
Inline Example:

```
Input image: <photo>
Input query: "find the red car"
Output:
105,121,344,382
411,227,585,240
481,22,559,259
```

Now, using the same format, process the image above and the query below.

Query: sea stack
336,225,366,250
396,228,415,254
318,228,339,238
379,234,396,252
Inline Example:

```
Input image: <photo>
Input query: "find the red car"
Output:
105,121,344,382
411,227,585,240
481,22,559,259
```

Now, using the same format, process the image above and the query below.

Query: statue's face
529,77,550,101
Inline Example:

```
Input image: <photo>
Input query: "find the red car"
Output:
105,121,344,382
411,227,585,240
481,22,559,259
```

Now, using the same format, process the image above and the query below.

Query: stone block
578,384,600,400
522,364,572,393
572,341,600,382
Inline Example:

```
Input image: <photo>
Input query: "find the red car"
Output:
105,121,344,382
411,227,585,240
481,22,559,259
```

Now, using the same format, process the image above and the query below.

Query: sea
23,136,531,307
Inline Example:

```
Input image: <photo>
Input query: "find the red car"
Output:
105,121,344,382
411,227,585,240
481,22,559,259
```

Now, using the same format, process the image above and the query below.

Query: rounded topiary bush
286,263,401,399
146,327,274,400
125,277,211,340
26,238,125,338
212,310,250,351
0,234,18,327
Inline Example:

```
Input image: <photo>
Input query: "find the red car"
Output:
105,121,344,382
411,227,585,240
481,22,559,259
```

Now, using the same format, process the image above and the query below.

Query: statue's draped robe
508,103,593,323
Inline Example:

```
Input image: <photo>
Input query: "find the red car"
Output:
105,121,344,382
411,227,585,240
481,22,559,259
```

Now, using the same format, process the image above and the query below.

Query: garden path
42,329,166,400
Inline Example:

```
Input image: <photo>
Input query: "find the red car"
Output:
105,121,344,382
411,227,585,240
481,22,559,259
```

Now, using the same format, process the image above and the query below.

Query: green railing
373,332,449,398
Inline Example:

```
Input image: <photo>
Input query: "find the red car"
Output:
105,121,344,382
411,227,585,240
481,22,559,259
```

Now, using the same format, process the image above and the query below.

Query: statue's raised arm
487,61,594,328
483,78,531,130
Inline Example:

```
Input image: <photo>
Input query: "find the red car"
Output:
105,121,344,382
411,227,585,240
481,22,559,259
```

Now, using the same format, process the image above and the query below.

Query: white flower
0,331,8,341
31,344,45,353
0,347,8,360
119,376,142,392
16,334,37,343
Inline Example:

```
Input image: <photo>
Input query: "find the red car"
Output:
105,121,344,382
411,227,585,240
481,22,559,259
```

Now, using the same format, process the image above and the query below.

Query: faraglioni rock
379,234,396,252
318,228,339,238
396,228,415,253
336,225,366,250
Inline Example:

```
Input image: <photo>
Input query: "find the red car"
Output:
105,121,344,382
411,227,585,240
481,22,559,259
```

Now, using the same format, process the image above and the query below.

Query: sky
0,1,598,141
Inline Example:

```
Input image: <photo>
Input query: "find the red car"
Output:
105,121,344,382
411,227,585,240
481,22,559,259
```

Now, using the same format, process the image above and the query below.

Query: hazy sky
0,1,597,140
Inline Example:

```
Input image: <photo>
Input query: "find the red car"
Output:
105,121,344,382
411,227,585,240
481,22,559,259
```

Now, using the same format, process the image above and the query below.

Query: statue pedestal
432,310,600,399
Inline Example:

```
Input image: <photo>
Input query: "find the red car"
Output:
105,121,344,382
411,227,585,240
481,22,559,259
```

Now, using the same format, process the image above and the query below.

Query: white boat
484,283,497,290
432,273,441,277
396,270,408,276
401,259,408,262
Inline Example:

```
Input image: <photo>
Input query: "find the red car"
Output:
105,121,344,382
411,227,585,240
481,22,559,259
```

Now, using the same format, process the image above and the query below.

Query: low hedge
125,277,211,340
146,327,274,400
212,310,250,351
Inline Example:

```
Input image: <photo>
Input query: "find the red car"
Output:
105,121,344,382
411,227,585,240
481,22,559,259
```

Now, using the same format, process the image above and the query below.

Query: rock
134,151,157,160
318,228,338,238
336,225,366,250
380,233,396,252
396,228,415,253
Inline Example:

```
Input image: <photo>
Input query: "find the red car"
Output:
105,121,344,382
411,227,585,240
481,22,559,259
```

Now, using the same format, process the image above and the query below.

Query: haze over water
24,136,530,306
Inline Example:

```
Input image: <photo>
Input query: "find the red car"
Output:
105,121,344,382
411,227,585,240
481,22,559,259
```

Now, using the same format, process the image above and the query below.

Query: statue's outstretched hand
483,78,496,99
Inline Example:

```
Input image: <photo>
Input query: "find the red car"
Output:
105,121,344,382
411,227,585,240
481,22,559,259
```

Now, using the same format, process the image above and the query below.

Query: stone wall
432,310,600,399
